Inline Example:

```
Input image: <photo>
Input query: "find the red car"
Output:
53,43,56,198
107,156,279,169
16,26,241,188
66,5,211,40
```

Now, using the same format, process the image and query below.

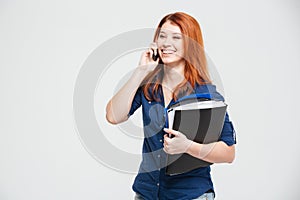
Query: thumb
163,128,179,137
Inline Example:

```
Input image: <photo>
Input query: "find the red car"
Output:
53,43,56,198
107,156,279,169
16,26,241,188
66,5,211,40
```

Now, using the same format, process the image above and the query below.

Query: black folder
165,99,227,175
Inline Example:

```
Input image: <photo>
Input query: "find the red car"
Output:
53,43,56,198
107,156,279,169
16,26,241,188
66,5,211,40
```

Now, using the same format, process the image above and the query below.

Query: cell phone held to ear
152,49,159,61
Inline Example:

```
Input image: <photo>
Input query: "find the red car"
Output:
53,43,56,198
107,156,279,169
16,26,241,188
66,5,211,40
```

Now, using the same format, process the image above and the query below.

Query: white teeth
162,49,175,54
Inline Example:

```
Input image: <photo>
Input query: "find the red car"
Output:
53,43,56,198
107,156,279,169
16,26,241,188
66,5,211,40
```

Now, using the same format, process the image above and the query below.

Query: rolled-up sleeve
128,87,142,117
218,112,237,146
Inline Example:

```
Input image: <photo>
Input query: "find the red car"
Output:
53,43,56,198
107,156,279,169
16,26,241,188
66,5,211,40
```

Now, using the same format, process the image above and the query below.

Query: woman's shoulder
194,82,218,94
194,83,225,101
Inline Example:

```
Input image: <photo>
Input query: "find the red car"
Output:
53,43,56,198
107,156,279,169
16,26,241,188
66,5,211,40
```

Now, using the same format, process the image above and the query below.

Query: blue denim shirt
128,83,236,200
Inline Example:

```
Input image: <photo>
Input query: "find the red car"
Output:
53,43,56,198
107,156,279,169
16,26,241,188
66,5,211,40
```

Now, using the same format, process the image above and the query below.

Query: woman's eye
159,34,166,39
173,36,181,40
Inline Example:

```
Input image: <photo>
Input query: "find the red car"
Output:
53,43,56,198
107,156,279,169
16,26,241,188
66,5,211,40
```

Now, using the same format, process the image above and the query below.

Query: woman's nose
162,36,173,47
162,43,171,48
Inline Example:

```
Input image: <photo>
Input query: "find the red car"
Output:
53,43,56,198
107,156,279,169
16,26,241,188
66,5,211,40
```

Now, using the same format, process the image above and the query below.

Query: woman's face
157,21,185,66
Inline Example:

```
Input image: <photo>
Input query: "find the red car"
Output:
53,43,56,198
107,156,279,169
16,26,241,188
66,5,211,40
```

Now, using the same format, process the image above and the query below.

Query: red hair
142,12,211,101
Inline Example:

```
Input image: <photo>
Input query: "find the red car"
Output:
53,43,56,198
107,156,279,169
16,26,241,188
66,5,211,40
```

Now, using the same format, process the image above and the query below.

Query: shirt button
159,139,162,142
157,155,160,158
157,183,160,186
148,101,151,104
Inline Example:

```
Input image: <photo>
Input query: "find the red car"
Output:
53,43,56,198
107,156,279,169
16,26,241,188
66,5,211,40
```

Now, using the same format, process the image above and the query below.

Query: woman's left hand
163,128,193,155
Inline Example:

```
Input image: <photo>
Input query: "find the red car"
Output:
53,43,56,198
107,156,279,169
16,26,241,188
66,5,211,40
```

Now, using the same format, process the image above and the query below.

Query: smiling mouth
161,49,176,54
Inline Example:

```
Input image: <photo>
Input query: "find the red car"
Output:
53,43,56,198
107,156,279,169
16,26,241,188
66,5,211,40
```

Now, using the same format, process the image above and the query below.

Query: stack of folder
165,94,227,175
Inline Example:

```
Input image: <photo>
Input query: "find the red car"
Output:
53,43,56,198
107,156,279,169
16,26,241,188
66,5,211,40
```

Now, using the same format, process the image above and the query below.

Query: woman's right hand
138,42,160,72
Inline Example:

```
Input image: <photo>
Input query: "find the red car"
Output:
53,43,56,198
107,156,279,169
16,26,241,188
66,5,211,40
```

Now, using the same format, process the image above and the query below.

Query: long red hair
142,12,211,101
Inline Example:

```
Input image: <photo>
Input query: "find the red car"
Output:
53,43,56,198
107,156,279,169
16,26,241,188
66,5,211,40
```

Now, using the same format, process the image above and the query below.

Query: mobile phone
152,49,160,61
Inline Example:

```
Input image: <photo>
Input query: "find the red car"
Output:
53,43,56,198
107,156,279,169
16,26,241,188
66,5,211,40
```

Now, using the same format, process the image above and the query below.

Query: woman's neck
162,61,185,91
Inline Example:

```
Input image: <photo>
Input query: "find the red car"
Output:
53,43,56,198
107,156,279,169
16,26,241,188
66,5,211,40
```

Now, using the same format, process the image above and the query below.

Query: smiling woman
142,13,211,104
106,12,236,200
157,22,185,65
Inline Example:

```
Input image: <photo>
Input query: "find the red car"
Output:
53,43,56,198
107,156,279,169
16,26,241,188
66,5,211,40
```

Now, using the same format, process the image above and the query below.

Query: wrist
186,140,194,154
186,141,204,159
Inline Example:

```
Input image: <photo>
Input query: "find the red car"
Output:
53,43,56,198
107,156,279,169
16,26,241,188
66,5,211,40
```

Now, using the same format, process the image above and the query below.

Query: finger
164,136,170,145
165,147,174,155
164,129,174,138
163,128,171,133
163,145,171,154
163,128,179,136
150,43,158,56
147,48,153,58
163,141,167,148
163,147,168,153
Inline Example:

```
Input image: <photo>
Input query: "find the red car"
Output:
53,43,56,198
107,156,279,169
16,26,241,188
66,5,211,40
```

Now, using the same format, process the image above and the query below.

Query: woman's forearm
106,67,149,124
186,141,235,163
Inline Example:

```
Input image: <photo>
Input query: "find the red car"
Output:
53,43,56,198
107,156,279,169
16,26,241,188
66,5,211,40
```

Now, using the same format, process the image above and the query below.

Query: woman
106,12,236,200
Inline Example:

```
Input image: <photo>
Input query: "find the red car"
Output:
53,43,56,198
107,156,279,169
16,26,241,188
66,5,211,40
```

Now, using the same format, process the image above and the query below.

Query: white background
1,0,300,199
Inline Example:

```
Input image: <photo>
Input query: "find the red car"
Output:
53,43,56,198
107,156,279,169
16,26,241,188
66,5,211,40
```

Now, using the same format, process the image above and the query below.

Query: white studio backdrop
0,0,299,199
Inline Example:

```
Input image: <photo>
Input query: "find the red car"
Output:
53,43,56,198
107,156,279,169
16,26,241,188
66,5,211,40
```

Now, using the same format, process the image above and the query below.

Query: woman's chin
161,57,184,66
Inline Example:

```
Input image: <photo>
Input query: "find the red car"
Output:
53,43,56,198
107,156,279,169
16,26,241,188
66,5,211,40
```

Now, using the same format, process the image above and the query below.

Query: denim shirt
128,83,236,200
